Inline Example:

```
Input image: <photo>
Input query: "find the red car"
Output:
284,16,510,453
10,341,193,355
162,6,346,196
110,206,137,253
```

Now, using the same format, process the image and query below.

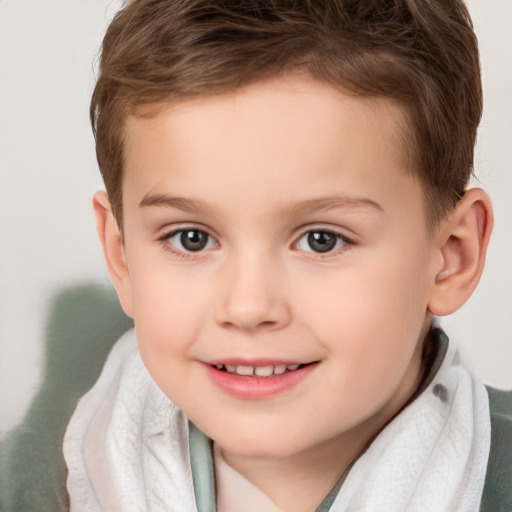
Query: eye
165,229,217,253
296,230,349,254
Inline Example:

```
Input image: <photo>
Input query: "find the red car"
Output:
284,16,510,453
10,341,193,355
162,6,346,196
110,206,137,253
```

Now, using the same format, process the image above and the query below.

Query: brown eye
180,230,208,251
296,230,349,254
307,231,337,252
166,229,217,253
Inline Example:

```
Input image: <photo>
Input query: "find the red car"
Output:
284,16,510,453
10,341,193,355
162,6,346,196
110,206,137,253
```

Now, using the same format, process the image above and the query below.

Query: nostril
257,320,278,328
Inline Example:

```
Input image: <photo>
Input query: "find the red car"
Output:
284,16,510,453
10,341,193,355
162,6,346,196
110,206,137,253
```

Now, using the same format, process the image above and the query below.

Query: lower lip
204,363,318,400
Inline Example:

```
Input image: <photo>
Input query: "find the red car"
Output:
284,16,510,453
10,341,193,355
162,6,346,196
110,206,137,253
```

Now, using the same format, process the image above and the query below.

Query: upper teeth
215,363,302,376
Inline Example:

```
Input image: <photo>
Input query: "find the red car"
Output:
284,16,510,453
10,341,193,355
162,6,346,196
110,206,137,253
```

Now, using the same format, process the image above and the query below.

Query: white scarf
64,329,491,512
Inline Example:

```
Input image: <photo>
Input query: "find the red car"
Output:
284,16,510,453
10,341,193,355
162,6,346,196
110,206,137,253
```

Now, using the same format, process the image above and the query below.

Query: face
114,76,440,460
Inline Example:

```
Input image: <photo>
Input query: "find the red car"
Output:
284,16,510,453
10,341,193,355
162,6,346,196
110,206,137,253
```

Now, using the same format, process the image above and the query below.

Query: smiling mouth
205,360,319,399
210,362,313,377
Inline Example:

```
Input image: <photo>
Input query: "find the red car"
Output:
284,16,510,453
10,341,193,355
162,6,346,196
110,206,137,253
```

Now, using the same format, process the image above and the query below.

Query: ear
428,188,493,316
93,190,134,318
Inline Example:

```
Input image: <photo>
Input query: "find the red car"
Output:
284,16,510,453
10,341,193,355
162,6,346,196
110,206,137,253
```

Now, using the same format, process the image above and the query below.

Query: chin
212,429,306,459
219,443,295,459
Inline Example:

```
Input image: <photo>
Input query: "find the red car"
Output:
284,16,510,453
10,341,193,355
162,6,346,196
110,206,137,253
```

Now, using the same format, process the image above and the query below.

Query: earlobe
428,188,493,316
93,191,134,318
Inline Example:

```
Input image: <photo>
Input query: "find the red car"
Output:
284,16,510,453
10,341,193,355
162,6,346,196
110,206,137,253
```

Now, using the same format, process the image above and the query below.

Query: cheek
131,279,207,404
128,261,214,364
298,257,428,333
294,250,430,379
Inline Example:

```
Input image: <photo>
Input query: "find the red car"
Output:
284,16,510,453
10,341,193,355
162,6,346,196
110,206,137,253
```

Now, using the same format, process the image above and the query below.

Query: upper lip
202,358,316,366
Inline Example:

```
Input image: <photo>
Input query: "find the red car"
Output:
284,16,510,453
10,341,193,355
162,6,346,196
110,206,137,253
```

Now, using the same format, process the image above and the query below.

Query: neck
219,436,356,512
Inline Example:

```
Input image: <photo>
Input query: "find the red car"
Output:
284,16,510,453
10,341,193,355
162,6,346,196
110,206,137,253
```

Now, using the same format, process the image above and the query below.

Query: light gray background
0,0,511,436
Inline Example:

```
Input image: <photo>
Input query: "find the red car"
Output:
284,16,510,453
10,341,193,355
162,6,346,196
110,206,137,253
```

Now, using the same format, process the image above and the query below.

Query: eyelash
157,226,354,259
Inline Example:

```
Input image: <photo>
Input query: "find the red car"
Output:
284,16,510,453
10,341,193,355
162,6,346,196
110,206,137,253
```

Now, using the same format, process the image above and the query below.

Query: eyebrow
286,196,384,216
139,194,209,215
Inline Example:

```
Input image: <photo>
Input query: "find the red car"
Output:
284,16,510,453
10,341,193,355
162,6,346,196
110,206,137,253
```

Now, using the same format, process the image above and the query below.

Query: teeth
214,362,304,377
254,365,274,377
236,365,254,376
273,364,287,375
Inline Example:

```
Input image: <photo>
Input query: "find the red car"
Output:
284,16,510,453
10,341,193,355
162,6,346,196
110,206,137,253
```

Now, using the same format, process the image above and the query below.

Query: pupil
181,230,208,251
308,231,337,253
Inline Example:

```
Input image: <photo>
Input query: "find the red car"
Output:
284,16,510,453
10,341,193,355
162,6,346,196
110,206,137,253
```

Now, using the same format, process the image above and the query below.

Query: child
62,0,511,511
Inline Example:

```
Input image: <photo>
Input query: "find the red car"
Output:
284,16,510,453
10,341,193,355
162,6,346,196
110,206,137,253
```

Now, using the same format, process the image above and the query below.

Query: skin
94,76,493,512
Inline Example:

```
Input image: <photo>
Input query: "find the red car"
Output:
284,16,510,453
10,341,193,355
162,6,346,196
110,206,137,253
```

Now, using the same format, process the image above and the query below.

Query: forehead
121,76,422,227
125,76,408,162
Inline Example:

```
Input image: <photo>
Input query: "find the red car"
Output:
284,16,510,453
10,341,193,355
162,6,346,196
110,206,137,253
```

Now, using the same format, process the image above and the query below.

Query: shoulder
480,386,512,512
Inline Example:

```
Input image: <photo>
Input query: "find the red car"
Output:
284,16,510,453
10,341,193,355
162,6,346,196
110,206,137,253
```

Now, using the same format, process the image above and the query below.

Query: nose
215,253,291,332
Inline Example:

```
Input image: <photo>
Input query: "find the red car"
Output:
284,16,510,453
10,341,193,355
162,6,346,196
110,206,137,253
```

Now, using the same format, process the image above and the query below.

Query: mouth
210,362,312,378
204,360,319,399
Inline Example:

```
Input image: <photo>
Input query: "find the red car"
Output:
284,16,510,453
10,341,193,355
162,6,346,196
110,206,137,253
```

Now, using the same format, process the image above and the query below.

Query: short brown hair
91,0,482,230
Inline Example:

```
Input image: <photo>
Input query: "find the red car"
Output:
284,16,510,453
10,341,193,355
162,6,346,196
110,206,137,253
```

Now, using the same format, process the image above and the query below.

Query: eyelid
293,223,356,243
157,222,218,241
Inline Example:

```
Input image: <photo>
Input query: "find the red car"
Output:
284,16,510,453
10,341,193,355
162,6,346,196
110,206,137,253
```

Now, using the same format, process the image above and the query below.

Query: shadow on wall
0,283,133,512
